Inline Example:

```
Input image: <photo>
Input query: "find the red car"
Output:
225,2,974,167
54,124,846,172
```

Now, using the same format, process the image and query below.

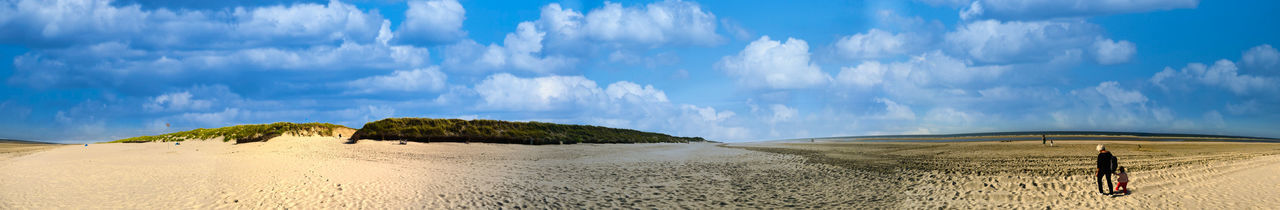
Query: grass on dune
351,118,708,144
108,122,349,144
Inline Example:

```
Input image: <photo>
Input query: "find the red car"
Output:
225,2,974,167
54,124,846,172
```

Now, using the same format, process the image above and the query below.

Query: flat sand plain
2,137,1278,209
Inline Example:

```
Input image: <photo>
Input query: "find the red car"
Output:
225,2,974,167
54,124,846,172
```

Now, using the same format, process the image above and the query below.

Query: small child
1115,166,1130,194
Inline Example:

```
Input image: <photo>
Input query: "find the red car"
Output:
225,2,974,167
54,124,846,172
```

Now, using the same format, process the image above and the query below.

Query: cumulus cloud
536,0,721,47
1093,81,1149,106
768,104,798,123
1150,59,1274,95
1092,38,1137,65
441,23,576,73
874,98,916,120
923,107,984,128
3,0,432,93
395,0,467,45
582,0,721,46
474,73,605,111
945,20,1103,64
9,40,431,90
838,51,1005,92
834,29,911,59
1242,44,1278,73
0,0,385,49
718,36,831,89
144,92,211,112
836,61,888,88
960,0,1199,20
1063,81,1157,128
344,67,448,94
472,73,747,140
441,1,724,72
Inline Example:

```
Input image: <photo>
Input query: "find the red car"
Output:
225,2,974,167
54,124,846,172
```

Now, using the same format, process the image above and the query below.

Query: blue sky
2,0,1279,143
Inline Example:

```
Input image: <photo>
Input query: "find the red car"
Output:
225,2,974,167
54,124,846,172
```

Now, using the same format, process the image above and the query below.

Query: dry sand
1,137,1278,209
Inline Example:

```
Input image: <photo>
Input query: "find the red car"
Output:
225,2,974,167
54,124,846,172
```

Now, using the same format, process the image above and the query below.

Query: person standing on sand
1095,144,1118,195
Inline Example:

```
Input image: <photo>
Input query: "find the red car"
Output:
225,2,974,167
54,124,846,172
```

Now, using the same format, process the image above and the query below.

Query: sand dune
1,137,1278,208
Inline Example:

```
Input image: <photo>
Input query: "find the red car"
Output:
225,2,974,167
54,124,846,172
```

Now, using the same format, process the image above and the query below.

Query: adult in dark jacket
1095,144,1118,195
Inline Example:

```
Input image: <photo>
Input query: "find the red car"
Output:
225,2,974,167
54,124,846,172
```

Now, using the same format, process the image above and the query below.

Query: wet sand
0,141,63,161
1,138,1278,208
729,141,1280,208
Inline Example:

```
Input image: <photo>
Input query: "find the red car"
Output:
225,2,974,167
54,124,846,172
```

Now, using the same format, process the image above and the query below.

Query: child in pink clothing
1114,166,1130,194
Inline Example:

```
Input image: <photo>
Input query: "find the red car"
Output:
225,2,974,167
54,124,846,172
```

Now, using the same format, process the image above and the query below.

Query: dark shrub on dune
351,118,706,144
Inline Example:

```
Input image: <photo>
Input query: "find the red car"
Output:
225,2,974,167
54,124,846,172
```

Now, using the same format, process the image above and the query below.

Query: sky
1,0,1279,143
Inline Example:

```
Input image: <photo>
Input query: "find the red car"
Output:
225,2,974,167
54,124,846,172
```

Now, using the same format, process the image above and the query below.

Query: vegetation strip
351,118,706,144
109,122,348,144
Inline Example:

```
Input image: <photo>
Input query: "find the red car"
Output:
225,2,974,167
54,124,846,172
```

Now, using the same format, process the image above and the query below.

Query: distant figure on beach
1115,166,1130,195
1095,144,1119,195
1042,135,1046,144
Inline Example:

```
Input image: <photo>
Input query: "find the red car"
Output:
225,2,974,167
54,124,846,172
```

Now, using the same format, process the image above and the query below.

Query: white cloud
1225,100,1260,115
834,29,910,59
945,20,1102,64
395,0,467,45
1093,81,1148,106
345,67,448,94
960,0,1199,20
768,104,798,123
534,1,724,47
1064,81,1161,128
1092,38,1136,65
720,18,752,41
874,98,916,120
176,108,245,127
441,1,723,72
605,81,670,104
471,73,748,140
1242,44,1278,73
10,40,432,89
835,51,1010,107
718,36,831,89
144,92,210,112
581,0,721,46
894,51,1006,86
923,107,984,127
836,61,887,88
442,22,576,73
474,73,604,111
0,0,385,48
1150,59,1274,95
672,105,749,140
142,85,241,112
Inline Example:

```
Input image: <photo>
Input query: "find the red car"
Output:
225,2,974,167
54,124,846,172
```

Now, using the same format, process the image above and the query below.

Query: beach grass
108,122,349,144
351,118,707,144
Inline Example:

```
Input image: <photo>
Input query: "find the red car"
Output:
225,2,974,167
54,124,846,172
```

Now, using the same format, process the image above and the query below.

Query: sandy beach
2,137,1278,208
